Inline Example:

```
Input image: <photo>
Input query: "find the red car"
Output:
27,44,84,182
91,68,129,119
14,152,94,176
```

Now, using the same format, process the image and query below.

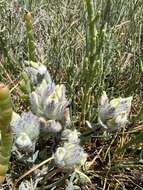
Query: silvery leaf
18,180,31,190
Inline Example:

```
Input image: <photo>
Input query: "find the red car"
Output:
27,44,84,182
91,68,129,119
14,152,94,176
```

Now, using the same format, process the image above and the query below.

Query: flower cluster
16,62,87,169
98,91,132,131
54,129,87,170
24,61,71,134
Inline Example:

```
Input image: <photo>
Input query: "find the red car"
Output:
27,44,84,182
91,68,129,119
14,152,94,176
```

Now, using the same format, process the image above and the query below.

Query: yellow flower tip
110,97,121,108
55,84,64,95
24,12,32,23
56,147,66,161
63,108,71,125
0,176,6,184
100,91,108,106
49,84,65,102
127,96,133,103
0,83,9,101
0,164,8,177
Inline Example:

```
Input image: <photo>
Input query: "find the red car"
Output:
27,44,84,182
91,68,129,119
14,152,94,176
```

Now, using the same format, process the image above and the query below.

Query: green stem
0,83,13,182
81,0,97,125
25,11,36,62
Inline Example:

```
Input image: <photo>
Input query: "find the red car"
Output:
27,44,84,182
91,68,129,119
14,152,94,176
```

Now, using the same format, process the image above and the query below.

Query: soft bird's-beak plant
0,83,13,184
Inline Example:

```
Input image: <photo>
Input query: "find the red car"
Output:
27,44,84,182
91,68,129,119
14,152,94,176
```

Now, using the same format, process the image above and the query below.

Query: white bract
15,132,33,152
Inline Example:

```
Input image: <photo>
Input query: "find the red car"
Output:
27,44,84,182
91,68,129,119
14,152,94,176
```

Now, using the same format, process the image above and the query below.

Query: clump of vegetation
0,0,143,189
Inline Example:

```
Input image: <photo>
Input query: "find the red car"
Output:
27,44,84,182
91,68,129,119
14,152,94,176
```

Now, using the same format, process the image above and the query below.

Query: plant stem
0,83,13,183
81,0,97,125
81,0,111,125
25,11,36,62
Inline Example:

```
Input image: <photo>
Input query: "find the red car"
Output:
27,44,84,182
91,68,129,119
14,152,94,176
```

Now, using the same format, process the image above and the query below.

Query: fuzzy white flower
54,142,87,170
11,111,40,152
25,61,52,86
40,118,63,134
98,91,132,131
30,80,69,122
